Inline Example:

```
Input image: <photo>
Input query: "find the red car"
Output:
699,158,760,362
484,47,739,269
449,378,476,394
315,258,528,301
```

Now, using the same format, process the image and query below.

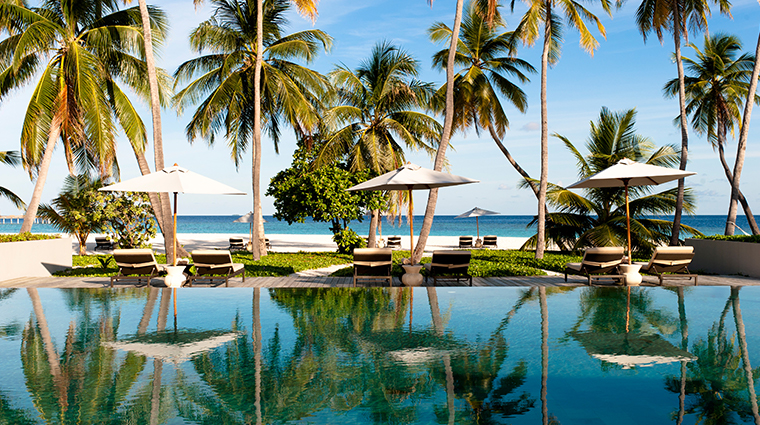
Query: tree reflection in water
664,287,760,424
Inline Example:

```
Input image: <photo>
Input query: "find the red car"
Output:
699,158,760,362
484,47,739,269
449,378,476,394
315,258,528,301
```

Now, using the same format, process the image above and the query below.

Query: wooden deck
1,274,758,288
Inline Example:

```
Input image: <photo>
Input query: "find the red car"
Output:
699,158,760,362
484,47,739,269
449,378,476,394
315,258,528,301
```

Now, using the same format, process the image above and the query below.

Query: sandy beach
75,233,530,255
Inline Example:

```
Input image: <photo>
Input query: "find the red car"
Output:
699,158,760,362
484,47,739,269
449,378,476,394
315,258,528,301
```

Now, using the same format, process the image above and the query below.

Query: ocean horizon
1,214,752,238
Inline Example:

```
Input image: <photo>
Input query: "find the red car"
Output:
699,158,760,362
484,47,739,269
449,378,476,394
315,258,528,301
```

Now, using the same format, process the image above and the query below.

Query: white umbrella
234,212,266,243
455,207,499,240
100,164,246,264
567,158,695,264
348,163,478,260
105,329,241,364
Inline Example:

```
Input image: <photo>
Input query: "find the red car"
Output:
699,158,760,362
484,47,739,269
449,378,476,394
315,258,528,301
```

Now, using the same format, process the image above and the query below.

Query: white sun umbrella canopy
105,330,242,364
348,163,478,260
100,165,246,264
567,158,695,264
234,212,266,242
455,207,499,240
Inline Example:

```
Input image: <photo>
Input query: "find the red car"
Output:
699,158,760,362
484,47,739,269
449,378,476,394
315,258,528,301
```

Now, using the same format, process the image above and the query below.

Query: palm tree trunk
676,287,688,425
717,140,760,234
427,288,455,425
27,289,68,406
20,118,62,233
488,124,539,197
136,0,178,262
536,6,551,260
413,0,465,264
138,288,159,335
731,287,760,424
725,30,760,236
669,6,689,246
133,149,177,258
252,0,266,261
368,209,378,248
253,289,263,425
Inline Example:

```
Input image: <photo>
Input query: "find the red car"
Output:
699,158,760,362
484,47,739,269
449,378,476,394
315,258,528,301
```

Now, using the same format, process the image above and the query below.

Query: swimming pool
1,286,758,424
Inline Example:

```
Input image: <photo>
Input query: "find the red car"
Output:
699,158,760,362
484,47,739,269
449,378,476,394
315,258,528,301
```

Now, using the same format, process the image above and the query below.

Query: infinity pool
1,287,759,424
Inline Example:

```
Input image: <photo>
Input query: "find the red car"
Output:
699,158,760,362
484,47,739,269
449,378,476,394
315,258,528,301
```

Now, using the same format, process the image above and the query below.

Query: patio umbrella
455,207,499,240
105,329,241,364
100,164,246,265
567,158,695,264
347,163,478,261
234,212,266,244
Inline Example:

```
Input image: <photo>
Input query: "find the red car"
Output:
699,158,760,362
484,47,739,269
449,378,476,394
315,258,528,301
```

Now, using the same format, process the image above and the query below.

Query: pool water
1,286,759,424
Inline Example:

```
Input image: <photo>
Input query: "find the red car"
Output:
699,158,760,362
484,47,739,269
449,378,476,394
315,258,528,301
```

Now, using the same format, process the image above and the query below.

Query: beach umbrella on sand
567,158,695,264
348,163,478,261
455,207,499,240
100,164,246,265
234,212,266,244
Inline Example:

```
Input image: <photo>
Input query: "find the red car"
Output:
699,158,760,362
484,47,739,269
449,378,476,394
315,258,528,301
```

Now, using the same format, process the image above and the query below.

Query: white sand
75,233,529,255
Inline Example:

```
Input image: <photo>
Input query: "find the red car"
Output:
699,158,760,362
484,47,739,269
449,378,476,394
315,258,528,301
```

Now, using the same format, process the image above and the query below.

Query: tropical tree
428,1,537,194
664,33,760,235
635,0,730,244
316,41,442,247
173,0,331,261
726,31,760,236
37,175,109,256
0,1,171,244
523,107,701,254
507,0,614,259
0,151,25,210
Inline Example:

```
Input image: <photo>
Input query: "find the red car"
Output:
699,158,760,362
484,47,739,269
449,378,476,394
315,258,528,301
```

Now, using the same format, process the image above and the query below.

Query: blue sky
1,0,759,217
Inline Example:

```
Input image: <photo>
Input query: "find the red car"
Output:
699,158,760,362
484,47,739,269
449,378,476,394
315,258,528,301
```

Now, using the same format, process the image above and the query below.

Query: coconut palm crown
521,107,702,254
0,151,25,209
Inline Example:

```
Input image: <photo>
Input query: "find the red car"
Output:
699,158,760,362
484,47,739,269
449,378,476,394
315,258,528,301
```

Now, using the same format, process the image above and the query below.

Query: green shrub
0,233,60,243
332,228,366,254
695,234,760,243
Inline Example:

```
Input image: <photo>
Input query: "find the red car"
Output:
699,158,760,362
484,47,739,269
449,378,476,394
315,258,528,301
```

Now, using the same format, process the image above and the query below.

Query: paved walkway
1,273,758,288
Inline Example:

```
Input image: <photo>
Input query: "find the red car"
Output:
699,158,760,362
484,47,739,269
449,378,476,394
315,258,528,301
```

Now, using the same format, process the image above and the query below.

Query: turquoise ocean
1,214,752,238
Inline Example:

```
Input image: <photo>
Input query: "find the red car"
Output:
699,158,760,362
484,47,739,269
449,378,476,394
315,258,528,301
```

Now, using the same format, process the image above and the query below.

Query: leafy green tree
102,192,157,249
267,144,384,249
37,175,109,256
0,151,25,209
428,2,536,193
635,0,730,244
174,0,331,260
664,34,760,235
0,1,169,235
523,107,701,254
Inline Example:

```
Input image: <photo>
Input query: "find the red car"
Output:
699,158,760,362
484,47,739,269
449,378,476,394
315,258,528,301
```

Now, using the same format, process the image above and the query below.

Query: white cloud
520,122,540,132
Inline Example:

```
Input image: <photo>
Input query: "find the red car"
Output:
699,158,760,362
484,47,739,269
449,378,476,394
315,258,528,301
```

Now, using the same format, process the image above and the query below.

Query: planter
401,264,424,287
685,238,760,277
0,237,72,281
619,264,642,286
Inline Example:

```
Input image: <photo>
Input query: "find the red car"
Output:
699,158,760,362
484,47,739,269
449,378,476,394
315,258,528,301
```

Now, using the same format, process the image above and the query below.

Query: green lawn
54,249,587,279
55,251,353,278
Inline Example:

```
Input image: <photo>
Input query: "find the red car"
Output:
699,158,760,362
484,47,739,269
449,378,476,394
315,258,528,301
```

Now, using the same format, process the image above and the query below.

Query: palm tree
0,1,169,236
0,151,25,210
524,107,701,254
636,0,730,244
509,0,614,259
428,1,537,194
37,175,107,256
726,32,760,236
664,34,760,235
316,41,442,246
173,0,331,261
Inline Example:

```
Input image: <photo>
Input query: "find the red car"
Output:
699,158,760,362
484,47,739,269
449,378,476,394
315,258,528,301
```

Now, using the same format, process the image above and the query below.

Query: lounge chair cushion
635,246,694,272
353,248,392,286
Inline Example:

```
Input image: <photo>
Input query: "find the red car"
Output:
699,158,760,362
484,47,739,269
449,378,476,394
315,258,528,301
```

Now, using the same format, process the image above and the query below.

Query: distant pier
0,215,49,224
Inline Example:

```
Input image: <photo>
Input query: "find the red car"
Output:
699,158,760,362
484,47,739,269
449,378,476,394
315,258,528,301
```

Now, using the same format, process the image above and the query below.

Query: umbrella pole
173,192,178,266
476,217,480,240
624,180,631,265
408,187,414,263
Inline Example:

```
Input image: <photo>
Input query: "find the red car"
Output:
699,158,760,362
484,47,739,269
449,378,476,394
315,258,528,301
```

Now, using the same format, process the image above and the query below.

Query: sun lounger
565,247,625,285
387,236,402,249
482,235,498,248
633,246,697,286
458,236,473,248
424,250,472,286
353,248,393,287
111,249,160,287
187,250,246,287
229,238,245,251
246,238,271,251
95,236,115,251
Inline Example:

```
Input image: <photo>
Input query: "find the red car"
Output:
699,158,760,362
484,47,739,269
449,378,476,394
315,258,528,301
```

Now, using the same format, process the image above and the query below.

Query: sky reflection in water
0,286,759,424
